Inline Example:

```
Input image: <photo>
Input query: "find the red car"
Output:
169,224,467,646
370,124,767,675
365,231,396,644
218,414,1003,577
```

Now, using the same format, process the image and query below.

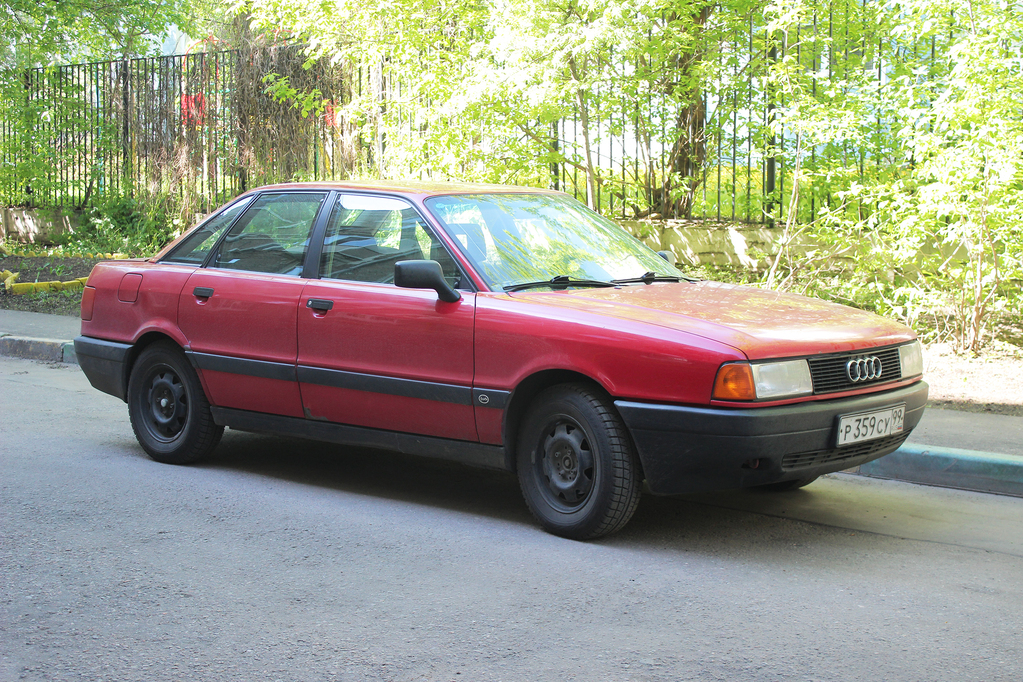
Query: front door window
212,192,327,276
319,194,466,287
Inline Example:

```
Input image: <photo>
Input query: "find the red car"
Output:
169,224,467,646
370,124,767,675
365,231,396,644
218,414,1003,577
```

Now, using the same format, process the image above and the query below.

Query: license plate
836,404,905,447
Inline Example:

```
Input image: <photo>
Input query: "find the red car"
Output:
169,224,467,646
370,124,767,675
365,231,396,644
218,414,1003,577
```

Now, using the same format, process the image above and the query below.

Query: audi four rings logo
846,356,883,382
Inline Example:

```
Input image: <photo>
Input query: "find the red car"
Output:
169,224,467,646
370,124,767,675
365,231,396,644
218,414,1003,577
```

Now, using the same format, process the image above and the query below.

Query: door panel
178,270,306,417
297,281,477,441
297,193,477,440
175,191,328,417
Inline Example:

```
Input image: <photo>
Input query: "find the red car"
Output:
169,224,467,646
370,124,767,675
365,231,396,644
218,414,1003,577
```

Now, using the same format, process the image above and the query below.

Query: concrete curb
0,334,78,364
853,443,1023,498
1,333,1020,499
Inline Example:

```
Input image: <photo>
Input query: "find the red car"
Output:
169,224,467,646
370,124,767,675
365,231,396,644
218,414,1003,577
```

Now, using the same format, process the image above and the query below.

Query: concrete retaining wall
619,219,813,270
1,208,82,245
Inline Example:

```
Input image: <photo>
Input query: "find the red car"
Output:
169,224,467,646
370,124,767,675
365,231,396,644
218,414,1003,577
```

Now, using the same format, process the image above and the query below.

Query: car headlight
898,340,924,378
713,359,813,401
751,359,814,399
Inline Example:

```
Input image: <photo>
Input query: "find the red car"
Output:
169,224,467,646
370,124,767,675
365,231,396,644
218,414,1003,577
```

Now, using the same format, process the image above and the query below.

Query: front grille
781,432,910,471
806,345,903,394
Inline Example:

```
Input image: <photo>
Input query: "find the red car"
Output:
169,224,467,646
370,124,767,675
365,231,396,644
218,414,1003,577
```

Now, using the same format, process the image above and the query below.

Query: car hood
506,281,915,360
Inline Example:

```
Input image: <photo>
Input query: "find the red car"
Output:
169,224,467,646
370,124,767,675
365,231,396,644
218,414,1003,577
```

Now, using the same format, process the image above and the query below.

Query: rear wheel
517,384,641,540
127,342,222,464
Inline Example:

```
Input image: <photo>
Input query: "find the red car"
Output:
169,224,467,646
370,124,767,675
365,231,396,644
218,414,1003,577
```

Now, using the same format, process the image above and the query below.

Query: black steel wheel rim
142,365,188,442
533,416,595,510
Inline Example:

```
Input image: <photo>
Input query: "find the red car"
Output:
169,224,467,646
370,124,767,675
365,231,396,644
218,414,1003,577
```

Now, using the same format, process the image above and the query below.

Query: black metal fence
550,1,923,224
0,1,932,224
2,51,238,210
0,46,352,215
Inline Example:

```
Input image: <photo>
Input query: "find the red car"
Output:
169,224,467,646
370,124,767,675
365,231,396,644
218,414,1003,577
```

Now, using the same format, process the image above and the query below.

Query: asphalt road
2,356,1022,682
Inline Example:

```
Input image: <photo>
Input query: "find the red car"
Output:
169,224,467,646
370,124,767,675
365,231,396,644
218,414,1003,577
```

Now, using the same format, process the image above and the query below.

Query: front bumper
615,381,928,495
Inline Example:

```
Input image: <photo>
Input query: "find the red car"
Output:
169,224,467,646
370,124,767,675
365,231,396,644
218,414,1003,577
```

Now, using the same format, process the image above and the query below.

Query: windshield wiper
503,275,617,292
611,271,683,285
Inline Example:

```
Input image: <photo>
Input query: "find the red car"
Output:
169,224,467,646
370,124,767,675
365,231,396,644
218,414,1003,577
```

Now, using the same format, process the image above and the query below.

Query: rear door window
161,196,253,265
211,192,327,276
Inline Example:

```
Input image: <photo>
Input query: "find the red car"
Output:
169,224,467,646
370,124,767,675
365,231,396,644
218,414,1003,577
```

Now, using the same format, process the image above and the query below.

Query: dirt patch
0,255,100,283
922,343,1023,417
0,288,84,316
0,256,101,317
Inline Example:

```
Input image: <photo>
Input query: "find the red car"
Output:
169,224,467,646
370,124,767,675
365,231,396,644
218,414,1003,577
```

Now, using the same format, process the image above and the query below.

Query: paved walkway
2,308,1021,497
0,308,80,340
910,407,1023,456
0,309,80,363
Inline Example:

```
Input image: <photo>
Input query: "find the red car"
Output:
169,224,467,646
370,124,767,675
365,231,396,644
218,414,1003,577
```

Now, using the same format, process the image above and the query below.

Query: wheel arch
502,369,639,476
123,332,187,399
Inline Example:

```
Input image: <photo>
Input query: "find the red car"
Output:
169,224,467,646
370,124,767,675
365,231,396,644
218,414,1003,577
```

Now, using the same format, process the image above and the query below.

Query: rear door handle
306,298,334,312
193,286,214,298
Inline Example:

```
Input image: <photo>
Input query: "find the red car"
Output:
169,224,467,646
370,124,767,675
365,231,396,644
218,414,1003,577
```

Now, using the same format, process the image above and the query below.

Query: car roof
250,180,563,199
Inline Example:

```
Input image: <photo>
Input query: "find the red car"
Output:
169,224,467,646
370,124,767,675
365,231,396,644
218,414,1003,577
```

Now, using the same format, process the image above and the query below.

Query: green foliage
54,195,179,257
37,258,73,280
757,0,1023,353
0,66,123,208
237,0,758,216
3,0,1020,351
261,73,327,118
0,0,197,67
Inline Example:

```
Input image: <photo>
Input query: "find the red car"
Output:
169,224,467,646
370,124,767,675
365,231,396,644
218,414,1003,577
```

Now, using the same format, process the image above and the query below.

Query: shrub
57,194,178,257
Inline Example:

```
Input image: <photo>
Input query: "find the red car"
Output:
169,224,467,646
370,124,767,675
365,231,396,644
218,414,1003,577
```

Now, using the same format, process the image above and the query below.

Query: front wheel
517,384,641,540
127,342,223,464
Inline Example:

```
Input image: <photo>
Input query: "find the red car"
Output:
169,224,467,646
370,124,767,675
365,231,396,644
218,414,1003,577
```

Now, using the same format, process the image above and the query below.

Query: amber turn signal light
712,362,756,401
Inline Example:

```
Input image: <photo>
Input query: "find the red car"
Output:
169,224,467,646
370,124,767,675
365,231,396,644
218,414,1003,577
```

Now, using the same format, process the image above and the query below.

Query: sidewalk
850,408,1023,497
2,308,1021,498
0,309,80,363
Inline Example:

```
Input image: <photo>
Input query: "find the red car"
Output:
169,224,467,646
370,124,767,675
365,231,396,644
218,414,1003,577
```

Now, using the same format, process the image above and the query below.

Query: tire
756,476,819,492
516,384,642,540
127,342,223,465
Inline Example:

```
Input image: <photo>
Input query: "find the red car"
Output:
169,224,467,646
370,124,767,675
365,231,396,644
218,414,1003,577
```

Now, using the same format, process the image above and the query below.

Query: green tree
1,0,196,66
460,0,725,215
764,0,1023,353
237,0,753,216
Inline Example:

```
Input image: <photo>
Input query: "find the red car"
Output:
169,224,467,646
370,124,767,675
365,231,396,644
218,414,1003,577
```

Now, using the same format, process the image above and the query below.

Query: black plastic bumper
615,381,929,495
75,336,132,402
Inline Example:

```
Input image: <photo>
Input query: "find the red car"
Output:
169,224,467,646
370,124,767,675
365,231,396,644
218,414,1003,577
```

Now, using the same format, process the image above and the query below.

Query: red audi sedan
75,182,927,539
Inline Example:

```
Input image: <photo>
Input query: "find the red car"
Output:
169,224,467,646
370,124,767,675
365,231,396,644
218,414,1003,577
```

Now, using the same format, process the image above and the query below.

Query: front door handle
193,286,214,298
307,298,334,312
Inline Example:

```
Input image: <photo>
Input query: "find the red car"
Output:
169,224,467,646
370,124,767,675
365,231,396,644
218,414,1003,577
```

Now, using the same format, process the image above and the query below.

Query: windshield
423,193,679,290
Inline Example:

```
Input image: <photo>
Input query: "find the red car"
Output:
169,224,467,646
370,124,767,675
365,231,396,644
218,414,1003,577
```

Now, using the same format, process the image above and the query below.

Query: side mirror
394,260,462,303
657,250,672,263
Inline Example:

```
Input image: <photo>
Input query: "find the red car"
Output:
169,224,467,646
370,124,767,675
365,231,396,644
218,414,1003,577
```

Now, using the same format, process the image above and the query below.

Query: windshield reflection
423,193,679,290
